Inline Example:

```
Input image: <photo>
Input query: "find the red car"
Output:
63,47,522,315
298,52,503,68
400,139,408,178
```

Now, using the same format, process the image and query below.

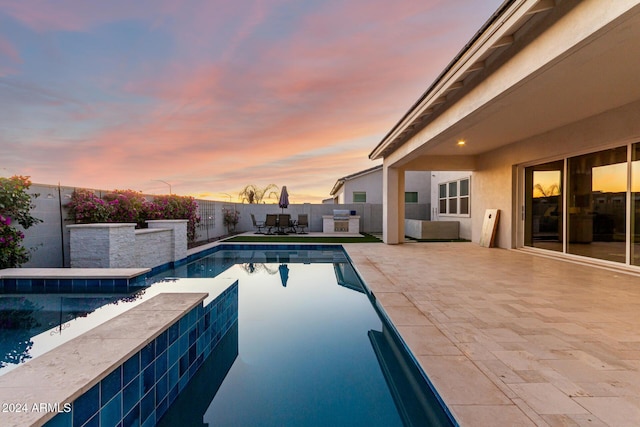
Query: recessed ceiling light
457,140,466,146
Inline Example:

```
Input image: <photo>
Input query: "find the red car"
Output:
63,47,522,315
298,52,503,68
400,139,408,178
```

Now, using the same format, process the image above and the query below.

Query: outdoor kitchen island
322,209,360,234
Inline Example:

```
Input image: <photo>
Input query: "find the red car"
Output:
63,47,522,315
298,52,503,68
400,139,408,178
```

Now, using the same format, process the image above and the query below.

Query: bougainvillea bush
67,189,114,223
0,176,41,268
103,190,150,228
66,189,201,242
151,195,200,242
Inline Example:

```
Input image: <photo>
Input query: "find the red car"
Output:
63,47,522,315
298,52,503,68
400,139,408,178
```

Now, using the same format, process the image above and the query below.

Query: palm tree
238,184,279,204
534,183,560,197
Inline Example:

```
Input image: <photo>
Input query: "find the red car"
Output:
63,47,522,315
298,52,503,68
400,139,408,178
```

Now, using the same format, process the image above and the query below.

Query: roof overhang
370,0,640,167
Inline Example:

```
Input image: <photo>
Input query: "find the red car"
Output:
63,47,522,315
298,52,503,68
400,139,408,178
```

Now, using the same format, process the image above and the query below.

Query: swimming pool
0,245,455,426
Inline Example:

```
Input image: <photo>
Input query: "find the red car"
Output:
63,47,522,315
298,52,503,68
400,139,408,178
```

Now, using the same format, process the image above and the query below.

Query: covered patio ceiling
372,1,640,168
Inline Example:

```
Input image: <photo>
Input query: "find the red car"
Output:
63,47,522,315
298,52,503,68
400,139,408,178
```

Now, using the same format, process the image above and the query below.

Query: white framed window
405,192,418,203
353,192,366,203
438,177,470,216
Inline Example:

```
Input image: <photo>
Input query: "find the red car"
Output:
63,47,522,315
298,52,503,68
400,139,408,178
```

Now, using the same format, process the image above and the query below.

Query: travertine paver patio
344,242,640,427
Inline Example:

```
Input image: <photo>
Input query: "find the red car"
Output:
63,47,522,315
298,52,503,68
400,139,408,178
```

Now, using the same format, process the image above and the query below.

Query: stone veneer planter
68,220,188,269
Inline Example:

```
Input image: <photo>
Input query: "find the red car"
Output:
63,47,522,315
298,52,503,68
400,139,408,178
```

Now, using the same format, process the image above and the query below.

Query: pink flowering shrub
103,190,151,228
67,189,113,223
66,189,201,242
0,176,41,268
151,195,200,241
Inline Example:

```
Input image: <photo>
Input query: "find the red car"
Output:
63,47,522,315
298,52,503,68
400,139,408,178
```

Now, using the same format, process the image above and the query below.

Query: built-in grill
332,209,351,232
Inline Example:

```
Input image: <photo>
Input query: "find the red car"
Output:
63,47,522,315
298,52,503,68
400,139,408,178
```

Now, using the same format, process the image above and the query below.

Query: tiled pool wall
0,276,148,294
0,243,347,294
43,281,239,427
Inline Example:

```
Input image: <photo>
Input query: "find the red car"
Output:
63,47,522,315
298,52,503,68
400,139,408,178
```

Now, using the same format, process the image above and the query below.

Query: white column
382,164,405,244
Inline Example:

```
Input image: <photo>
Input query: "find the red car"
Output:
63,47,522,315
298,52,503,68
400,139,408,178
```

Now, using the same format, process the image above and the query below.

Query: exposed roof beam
492,35,514,49
444,81,464,93
526,0,555,15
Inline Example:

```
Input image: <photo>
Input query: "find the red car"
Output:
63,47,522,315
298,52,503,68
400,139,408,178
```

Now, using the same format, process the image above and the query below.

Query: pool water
157,248,454,426
0,246,454,426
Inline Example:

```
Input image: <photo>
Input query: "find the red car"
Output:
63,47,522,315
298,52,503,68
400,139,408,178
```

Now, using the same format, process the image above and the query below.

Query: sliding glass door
566,147,627,263
524,143,640,267
525,160,563,251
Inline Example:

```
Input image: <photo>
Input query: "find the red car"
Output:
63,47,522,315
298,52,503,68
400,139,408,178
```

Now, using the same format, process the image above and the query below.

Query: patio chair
265,214,278,235
277,214,291,234
251,214,265,234
296,214,309,234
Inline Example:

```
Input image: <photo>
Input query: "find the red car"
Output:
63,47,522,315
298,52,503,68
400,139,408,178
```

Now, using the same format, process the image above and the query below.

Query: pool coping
0,292,208,427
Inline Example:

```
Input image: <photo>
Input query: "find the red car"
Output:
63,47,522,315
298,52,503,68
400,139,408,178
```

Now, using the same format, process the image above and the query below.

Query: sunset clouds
0,0,502,202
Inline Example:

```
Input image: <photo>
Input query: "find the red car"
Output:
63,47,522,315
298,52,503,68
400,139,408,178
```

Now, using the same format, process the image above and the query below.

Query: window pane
525,162,563,251
567,146,627,263
439,184,446,198
439,199,447,214
448,182,457,197
405,192,418,203
448,198,457,214
632,143,640,266
460,179,469,196
460,197,469,214
353,192,366,203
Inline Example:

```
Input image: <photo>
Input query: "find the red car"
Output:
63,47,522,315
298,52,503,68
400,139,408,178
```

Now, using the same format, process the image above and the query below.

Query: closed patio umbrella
278,186,289,213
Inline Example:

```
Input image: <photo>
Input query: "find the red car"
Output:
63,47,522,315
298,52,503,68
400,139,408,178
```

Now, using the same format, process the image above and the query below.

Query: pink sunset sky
0,0,503,203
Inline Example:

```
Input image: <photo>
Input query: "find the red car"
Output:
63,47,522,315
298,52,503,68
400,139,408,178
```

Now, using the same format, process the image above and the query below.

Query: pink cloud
0,0,504,202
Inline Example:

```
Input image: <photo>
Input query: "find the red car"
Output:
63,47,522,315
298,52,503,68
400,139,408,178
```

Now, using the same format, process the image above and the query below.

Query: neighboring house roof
329,165,382,196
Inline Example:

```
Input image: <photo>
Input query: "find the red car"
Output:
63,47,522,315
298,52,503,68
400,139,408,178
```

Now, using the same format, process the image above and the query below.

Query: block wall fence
18,183,429,268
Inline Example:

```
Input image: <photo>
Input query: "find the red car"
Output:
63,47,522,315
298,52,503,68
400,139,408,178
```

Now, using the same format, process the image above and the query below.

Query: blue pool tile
156,374,168,403
59,279,73,292
156,330,167,355
168,323,178,344
168,342,179,367
44,279,61,292
140,390,155,423
81,412,99,427
101,366,122,406
73,383,99,427
86,279,100,290
178,316,188,336
178,355,188,377
179,334,188,355
178,374,189,393
188,344,196,365
168,385,178,406
156,396,168,420
141,411,155,427
100,392,122,427
123,353,139,386
188,327,197,347
32,279,45,291
140,342,154,368
123,376,140,415
155,350,167,376
43,411,71,427
188,308,196,327
142,363,155,395
168,363,179,390
72,279,87,292
3,279,16,292
100,279,115,292
122,403,140,427
16,279,31,291
114,279,128,291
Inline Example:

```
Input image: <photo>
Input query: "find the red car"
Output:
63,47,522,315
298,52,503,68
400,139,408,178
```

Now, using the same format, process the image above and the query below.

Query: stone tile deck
344,242,640,427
